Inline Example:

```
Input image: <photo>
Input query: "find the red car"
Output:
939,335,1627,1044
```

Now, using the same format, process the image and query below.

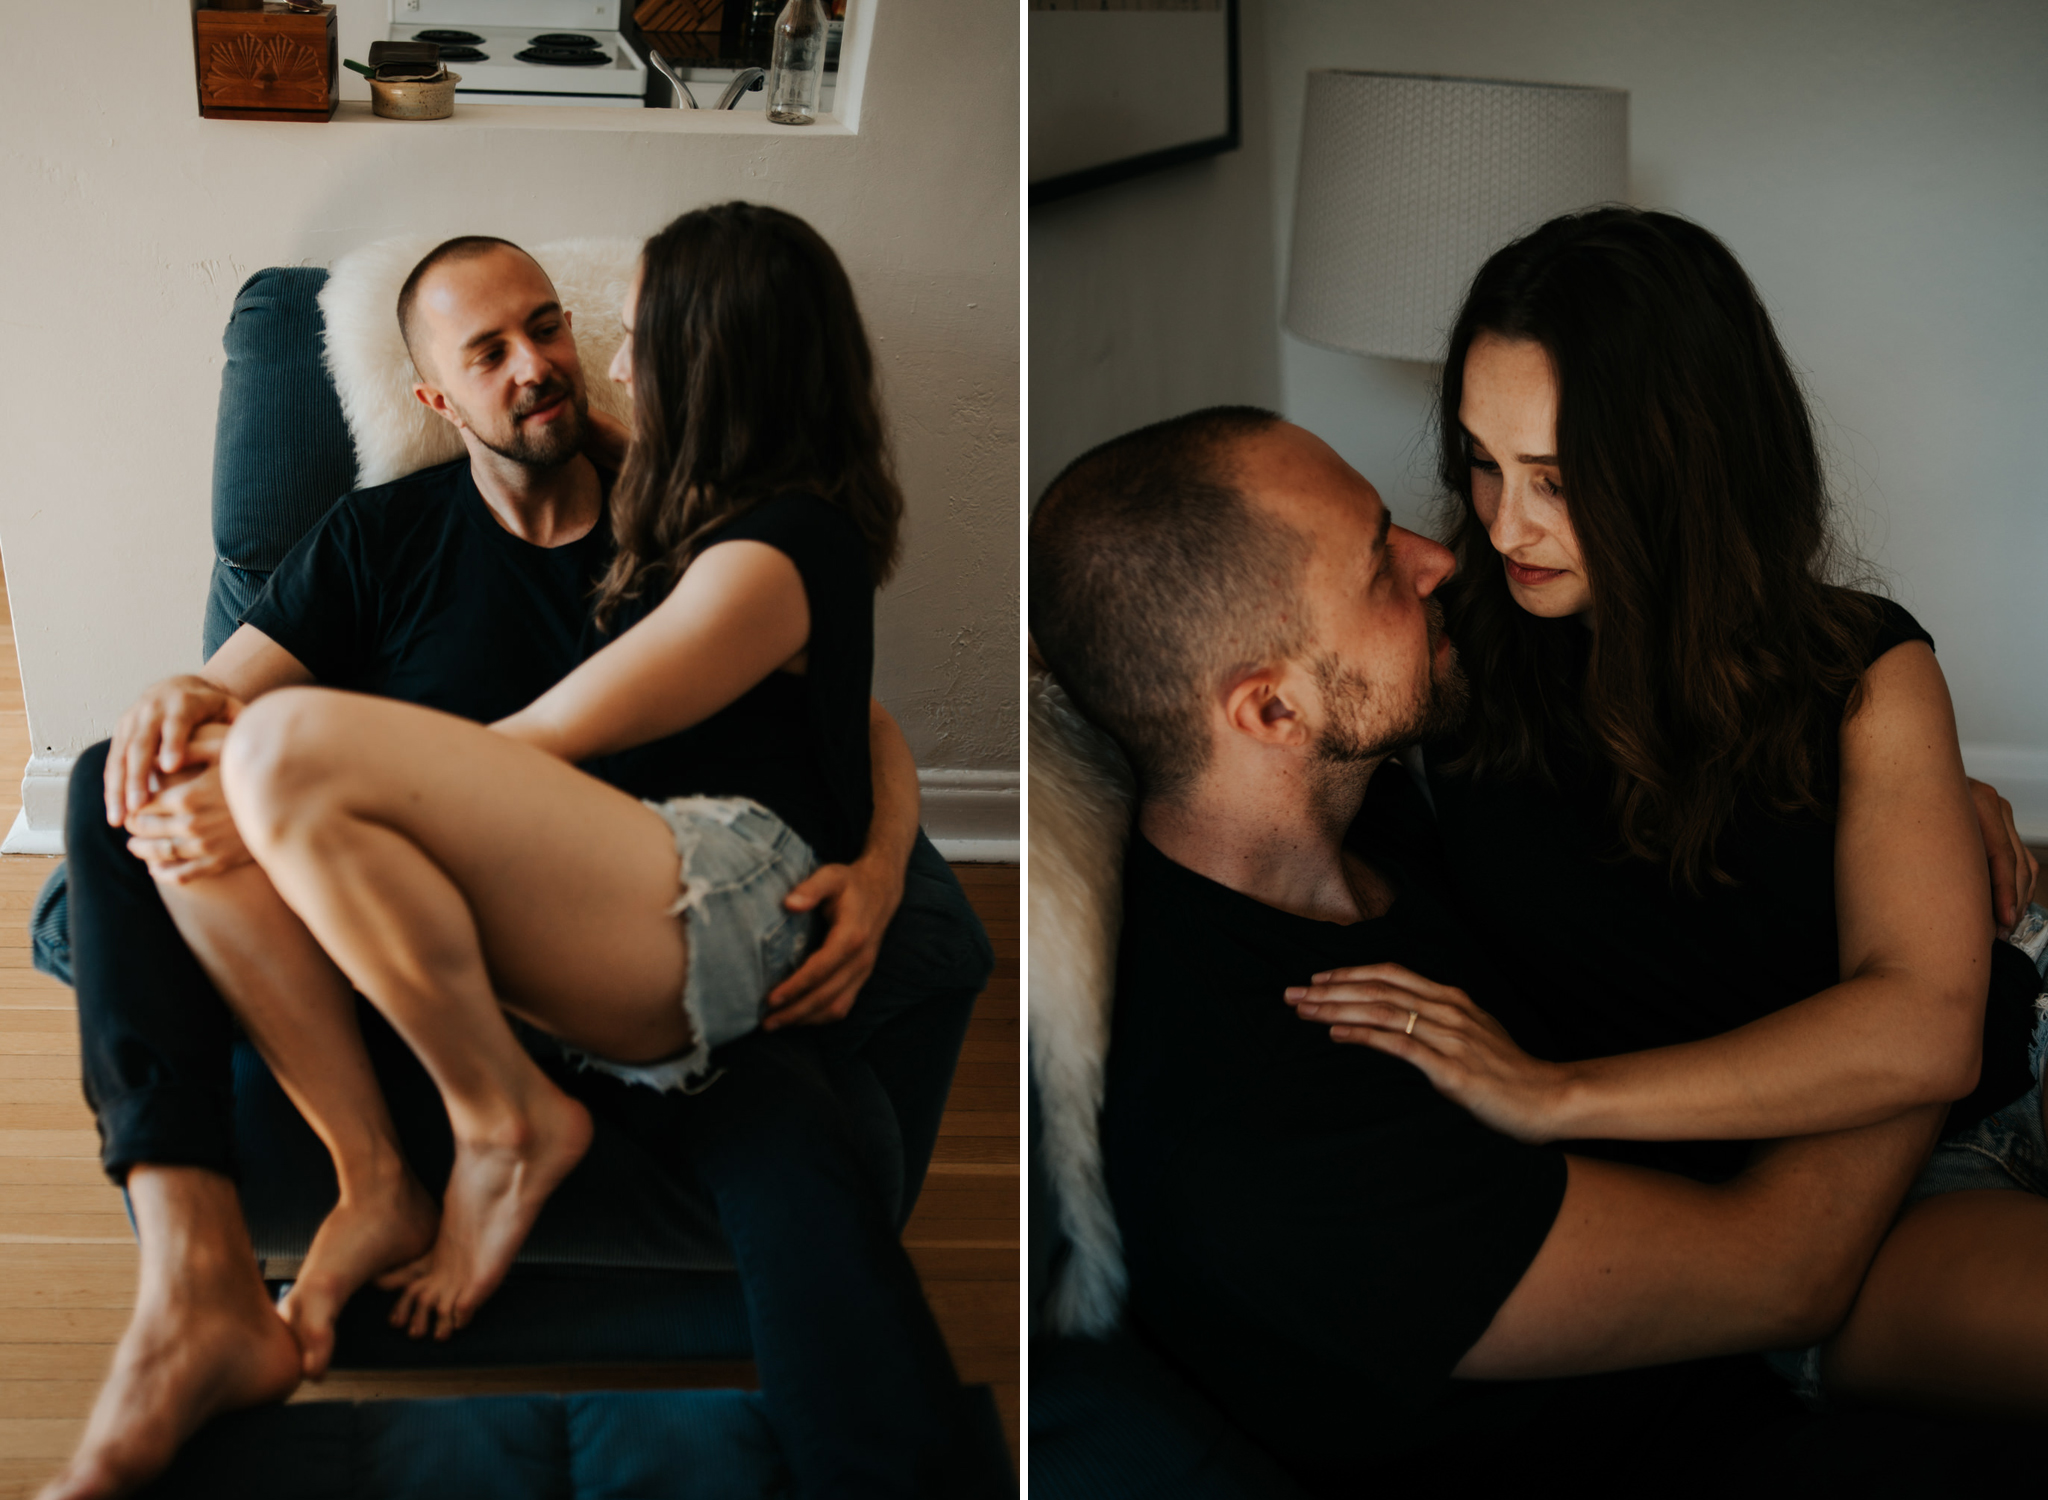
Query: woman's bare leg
152,864,437,1376
220,689,696,1338
1824,1187,2048,1413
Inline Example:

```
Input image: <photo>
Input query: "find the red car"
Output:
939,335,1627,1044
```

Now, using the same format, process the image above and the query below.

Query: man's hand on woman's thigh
765,854,908,1028
1968,775,2040,936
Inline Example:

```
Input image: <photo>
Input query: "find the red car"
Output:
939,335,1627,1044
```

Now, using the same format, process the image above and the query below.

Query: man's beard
457,378,588,469
1311,600,1470,766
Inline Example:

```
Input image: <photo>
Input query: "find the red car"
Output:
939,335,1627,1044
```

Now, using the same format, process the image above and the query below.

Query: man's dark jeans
65,737,995,1495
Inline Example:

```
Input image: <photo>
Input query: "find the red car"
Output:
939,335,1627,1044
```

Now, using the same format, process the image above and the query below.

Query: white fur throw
319,236,641,489
1028,658,1137,1337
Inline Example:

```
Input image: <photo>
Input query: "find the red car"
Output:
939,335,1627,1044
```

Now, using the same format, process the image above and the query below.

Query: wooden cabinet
193,4,338,123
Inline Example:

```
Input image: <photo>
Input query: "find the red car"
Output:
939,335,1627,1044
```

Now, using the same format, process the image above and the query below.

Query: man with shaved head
43,237,985,1498
396,235,594,468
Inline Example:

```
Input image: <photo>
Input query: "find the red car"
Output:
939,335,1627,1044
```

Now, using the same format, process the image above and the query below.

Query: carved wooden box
194,4,338,123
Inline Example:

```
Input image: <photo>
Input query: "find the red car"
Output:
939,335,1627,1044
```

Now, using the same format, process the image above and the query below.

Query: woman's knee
220,688,356,840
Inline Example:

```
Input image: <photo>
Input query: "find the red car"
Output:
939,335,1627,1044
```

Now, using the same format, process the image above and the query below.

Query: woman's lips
1504,558,1566,587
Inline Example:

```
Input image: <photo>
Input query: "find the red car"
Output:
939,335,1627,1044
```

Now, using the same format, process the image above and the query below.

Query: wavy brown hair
594,202,902,628
1436,208,1883,888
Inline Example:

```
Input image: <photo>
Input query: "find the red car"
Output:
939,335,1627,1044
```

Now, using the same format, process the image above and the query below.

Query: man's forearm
759,701,919,1020
861,700,919,876
200,625,317,706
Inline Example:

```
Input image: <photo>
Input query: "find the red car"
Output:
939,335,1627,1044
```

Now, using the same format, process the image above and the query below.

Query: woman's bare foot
38,1170,302,1500
279,1164,439,1379
382,1085,592,1340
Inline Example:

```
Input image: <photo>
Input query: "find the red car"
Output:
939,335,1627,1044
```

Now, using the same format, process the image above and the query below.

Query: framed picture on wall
1028,0,1240,206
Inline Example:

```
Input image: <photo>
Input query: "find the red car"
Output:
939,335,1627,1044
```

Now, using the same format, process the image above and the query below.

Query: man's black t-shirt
1099,770,1571,1486
240,458,611,723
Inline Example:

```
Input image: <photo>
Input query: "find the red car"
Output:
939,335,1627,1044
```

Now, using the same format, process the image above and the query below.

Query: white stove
390,0,647,109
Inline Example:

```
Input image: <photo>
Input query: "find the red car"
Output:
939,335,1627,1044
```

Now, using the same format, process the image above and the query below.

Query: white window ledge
284,99,854,135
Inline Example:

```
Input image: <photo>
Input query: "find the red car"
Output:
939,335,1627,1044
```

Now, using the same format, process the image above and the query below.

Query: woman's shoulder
1838,595,1954,757
1850,592,1934,669
711,491,857,543
709,493,870,593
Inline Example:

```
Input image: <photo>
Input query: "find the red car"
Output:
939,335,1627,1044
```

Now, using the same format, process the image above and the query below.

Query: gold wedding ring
1404,1010,1418,1036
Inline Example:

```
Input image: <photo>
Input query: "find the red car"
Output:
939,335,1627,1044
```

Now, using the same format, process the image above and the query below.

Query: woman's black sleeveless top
589,492,874,866
1423,598,2038,1182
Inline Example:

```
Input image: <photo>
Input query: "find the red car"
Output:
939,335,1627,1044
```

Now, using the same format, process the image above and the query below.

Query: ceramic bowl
370,70,460,121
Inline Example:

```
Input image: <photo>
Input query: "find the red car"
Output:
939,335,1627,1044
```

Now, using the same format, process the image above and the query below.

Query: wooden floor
0,564,1019,1497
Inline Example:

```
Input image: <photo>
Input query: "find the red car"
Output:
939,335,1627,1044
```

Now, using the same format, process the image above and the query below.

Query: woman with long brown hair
200,199,910,1339
1292,207,2048,1409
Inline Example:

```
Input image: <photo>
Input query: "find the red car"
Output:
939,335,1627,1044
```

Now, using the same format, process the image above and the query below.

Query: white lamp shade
1284,72,1628,362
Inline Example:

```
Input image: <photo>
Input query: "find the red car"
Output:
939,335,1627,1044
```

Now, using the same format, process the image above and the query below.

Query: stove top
517,45,612,65
386,18,645,103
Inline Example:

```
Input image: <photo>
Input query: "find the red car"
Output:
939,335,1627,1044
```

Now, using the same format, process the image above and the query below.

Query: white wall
0,0,1019,850
1265,0,2048,835
1026,0,1283,505
1035,0,2048,837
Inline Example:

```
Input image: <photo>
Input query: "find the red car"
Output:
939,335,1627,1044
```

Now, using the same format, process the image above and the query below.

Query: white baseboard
16,754,73,843
3,755,1023,863
2,809,65,856
919,768,1020,863
928,837,1019,864
1962,744,2048,846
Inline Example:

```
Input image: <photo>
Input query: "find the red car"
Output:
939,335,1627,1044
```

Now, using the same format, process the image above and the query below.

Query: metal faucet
648,52,698,107
715,68,766,109
650,56,765,111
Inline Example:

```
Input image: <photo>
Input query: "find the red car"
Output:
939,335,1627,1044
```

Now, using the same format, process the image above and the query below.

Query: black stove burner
530,32,599,47
436,46,488,62
414,29,483,45
517,45,610,65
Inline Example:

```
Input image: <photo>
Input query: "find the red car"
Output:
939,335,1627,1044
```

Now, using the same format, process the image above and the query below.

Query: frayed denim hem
554,796,817,1095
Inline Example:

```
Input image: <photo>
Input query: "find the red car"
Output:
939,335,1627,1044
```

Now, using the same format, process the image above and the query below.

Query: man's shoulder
340,456,469,515
313,458,471,548
1116,835,1340,971
1115,837,1232,971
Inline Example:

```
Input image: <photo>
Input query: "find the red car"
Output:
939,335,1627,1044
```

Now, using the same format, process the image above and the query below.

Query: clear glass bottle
765,0,827,126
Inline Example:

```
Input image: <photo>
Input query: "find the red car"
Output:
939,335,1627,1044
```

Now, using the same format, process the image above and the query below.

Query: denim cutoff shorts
556,795,818,1094
1769,903,2048,1404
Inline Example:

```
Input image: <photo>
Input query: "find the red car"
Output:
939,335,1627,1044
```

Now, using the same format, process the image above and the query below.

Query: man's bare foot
279,1165,439,1379
382,1085,592,1340
38,1170,301,1500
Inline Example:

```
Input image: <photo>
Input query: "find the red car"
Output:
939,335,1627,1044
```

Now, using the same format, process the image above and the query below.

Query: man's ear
1221,665,1313,750
412,381,465,432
